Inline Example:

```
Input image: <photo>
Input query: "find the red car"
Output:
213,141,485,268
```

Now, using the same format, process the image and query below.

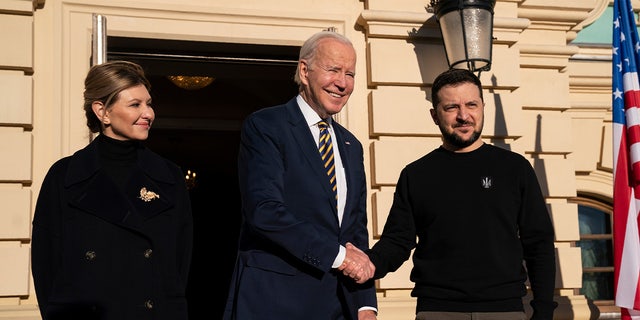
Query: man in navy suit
223,31,377,320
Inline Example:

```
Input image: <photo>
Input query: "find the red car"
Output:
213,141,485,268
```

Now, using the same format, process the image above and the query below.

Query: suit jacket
31,137,193,320
223,97,376,319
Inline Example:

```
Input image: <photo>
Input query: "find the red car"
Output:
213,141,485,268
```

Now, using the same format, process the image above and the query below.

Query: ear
430,108,439,125
91,101,110,125
298,60,309,85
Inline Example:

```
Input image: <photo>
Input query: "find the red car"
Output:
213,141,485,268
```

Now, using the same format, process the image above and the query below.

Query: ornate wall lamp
428,0,496,75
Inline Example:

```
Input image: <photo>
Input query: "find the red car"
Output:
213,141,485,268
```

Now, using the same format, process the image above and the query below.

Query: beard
440,126,482,149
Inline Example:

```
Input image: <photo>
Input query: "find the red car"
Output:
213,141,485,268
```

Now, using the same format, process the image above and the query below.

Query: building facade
0,0,621,319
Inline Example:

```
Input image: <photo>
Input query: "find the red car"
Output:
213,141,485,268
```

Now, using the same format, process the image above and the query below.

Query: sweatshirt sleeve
519,161,557,319
367,167,417,279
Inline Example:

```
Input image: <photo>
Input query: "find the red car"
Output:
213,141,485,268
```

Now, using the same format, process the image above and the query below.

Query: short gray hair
293,31,354,87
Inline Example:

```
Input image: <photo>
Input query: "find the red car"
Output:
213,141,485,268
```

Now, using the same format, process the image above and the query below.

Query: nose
142,103,155,120
456,107,469,121
333,72,352,91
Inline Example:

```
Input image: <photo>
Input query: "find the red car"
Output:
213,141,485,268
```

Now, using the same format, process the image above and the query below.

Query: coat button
144,299,154,309
143,249,153,258
85,251,96,261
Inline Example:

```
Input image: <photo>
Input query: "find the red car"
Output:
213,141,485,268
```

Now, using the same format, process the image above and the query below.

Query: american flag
613,0,640,318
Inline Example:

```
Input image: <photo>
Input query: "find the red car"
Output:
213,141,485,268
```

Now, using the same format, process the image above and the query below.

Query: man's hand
358,309,377,320
337,242,375,284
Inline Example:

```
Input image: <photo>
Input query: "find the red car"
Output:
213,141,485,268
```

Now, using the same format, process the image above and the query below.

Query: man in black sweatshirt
363,69,556,319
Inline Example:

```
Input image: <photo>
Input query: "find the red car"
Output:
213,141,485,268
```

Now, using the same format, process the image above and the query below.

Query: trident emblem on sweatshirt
481,176,492,189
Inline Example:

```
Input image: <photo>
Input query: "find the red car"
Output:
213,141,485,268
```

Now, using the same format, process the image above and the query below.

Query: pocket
245,251,298,276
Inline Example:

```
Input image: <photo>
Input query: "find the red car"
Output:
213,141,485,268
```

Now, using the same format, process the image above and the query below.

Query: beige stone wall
0,0,43,318
0,0,619,319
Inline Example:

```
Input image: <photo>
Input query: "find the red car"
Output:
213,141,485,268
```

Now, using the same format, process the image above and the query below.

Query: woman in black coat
31,61,193,320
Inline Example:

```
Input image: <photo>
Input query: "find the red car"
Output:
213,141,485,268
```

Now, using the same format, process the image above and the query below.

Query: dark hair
431,69,483,108
293,30,354,88
83,60,151,133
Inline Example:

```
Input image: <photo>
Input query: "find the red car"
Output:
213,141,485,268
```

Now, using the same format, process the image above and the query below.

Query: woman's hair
83,60,151,133
293,30,354,87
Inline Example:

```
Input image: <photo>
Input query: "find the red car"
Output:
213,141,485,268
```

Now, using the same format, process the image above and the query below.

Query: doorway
107,36,300,318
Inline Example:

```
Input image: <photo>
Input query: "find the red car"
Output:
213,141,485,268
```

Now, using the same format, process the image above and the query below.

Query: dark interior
107,36,300,318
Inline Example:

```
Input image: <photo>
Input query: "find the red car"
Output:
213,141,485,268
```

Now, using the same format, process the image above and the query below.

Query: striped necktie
318,120,337,202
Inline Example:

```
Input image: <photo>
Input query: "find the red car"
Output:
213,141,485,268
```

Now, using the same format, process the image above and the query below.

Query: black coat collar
63,138,176,228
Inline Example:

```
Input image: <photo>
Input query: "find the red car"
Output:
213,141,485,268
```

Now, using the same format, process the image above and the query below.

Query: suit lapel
69,171,132,226
285,101,339,214
65,139,175,229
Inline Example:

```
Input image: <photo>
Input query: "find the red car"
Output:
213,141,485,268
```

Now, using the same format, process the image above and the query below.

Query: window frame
569,195,619,317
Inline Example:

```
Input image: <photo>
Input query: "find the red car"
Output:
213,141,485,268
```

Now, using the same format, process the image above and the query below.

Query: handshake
337,242,376,284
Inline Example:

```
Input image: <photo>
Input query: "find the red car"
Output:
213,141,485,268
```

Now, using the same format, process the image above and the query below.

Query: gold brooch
138,187,160,202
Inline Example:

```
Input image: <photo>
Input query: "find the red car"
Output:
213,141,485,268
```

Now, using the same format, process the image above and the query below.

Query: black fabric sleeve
367,168,416,279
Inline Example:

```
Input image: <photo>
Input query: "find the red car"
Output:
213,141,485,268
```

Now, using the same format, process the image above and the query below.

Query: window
570,196,619,317
577,204,613,300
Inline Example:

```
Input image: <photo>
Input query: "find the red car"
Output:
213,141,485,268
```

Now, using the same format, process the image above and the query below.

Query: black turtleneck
96,134,140,190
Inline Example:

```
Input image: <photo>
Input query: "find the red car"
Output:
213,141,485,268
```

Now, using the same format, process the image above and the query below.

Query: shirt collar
296,95,331,128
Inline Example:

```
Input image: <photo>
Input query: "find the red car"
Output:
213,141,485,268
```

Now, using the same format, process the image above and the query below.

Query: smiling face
430,81,485,152
298,37,356,119
92,84,154,141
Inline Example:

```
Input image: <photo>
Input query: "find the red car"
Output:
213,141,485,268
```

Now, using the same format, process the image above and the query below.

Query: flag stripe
614,0,640,317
